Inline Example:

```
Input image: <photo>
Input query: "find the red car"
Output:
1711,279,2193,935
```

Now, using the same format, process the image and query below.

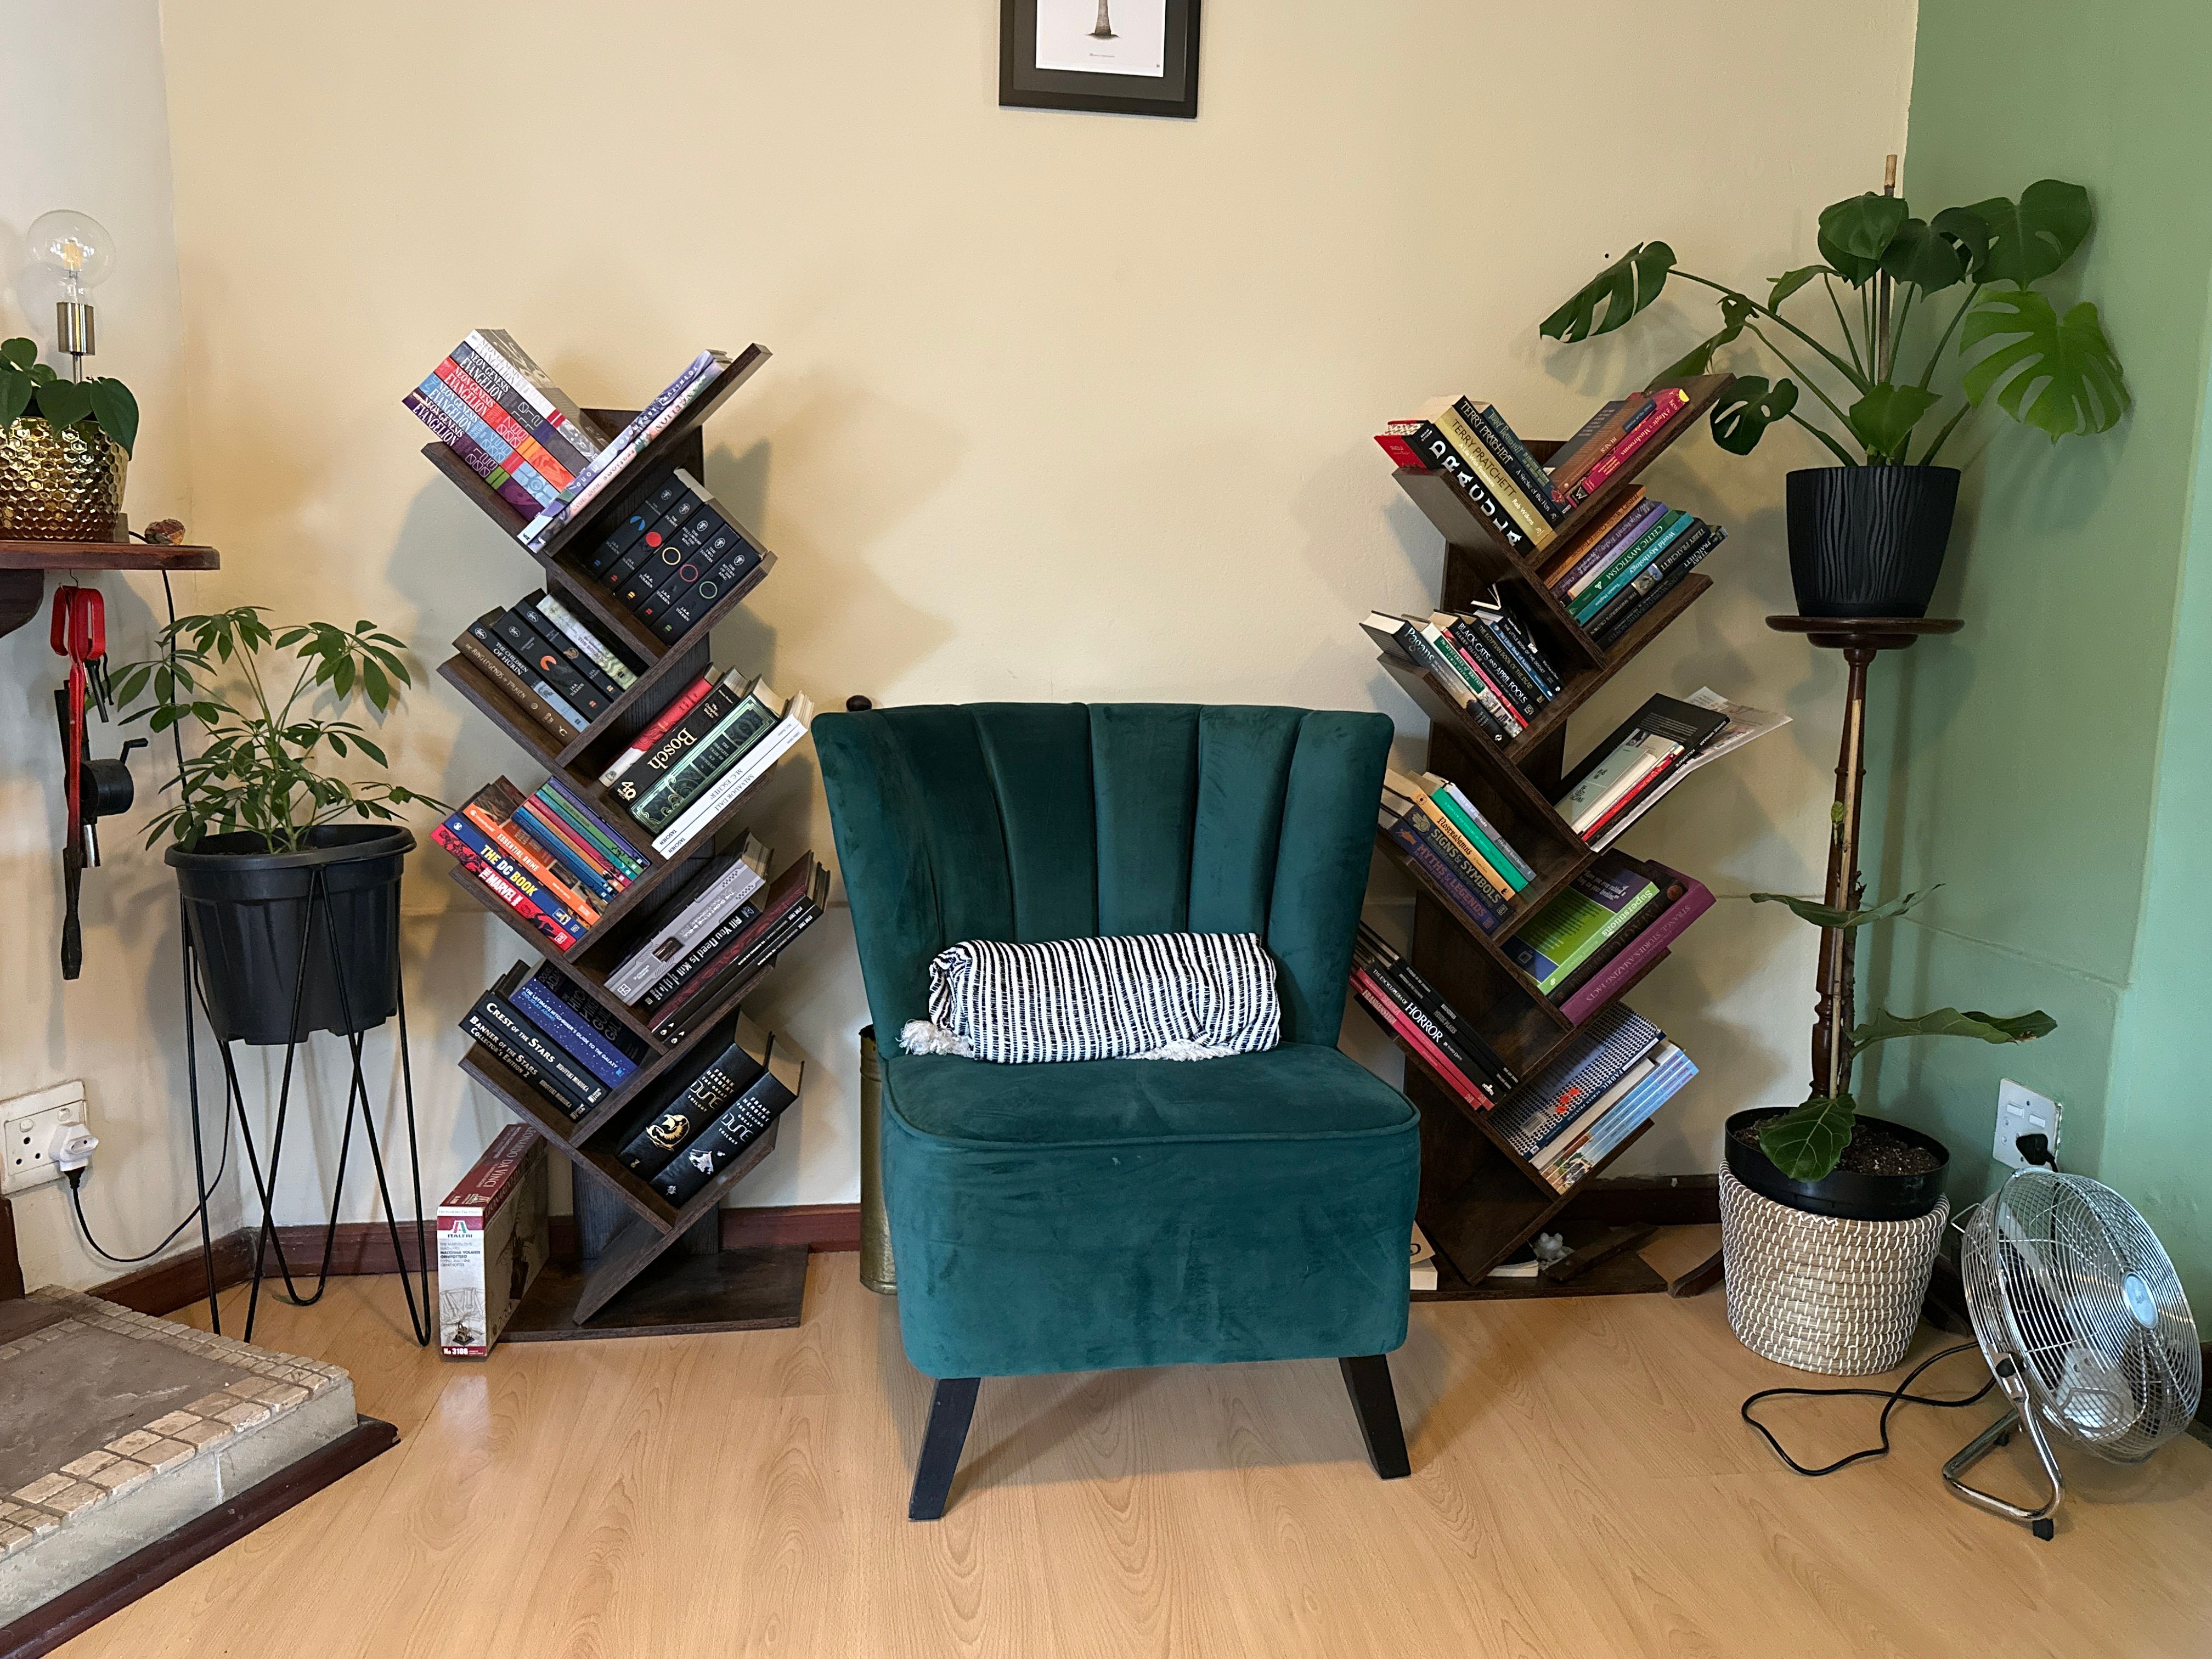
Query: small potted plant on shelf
1539,178,2128,617
1718,885,2055,1375
0,336,139,541
113,606,442,1046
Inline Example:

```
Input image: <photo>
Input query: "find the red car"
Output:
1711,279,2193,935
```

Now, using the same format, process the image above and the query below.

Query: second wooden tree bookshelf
427,356,825,1338
1368,372,1734,1300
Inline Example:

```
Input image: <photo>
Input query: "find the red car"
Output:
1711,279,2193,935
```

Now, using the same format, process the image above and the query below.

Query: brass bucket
859,1025,895,1294
0,417,127,541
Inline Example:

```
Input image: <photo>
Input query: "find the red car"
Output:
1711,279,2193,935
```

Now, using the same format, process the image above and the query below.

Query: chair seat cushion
882,1045,1420,1378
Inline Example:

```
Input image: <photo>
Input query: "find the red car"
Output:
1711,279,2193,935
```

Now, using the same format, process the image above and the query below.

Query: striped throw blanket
900,932,1282,1064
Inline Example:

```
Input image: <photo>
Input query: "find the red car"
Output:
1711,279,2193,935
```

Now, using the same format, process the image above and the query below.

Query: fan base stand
1943,1402,2063,1542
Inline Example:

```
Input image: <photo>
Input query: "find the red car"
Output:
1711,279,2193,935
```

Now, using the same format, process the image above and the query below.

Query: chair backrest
814,703,1393,1045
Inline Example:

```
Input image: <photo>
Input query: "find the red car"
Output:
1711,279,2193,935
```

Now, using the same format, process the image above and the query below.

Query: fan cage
1960,1169,2200,1464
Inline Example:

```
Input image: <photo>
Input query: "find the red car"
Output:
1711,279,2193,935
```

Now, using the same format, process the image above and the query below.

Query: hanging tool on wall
50,583,145,979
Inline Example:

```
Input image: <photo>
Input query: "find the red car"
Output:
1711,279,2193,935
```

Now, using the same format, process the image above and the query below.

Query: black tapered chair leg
909,1376,981,1520
1340,1355,1412,1479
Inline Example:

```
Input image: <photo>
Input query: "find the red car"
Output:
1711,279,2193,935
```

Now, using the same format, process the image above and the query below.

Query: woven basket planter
1719,1165,1948,1375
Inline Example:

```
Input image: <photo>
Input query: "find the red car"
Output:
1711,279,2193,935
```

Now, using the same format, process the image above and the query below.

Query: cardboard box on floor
437,1125,550,1358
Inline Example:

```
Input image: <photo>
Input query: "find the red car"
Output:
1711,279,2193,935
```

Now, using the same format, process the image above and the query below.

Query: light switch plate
1994,1079,2059,1169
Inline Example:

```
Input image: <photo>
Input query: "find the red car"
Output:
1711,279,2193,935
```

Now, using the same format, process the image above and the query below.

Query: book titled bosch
613,1013,770,1178
607,669,747,807
650,1037,804,1206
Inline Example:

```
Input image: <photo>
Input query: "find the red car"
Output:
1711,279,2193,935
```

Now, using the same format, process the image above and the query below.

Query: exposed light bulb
26,210,116,378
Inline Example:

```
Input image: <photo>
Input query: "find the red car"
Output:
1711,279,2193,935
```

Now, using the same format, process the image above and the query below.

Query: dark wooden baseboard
0,1415,397,1659
1557,1173,1718,1228
86,1203,867,1319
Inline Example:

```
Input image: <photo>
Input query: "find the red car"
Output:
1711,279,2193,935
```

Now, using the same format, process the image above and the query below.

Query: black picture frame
1000,0,1200,119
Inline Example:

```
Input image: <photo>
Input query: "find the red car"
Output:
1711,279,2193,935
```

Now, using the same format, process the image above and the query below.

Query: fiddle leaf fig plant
1747,887,2056,1181
111,606,443,852
0,336,139,454
1541,179,2127,467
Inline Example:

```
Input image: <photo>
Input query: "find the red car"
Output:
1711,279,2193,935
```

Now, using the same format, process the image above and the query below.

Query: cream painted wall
137,2,1921,1232
1,0,241,1288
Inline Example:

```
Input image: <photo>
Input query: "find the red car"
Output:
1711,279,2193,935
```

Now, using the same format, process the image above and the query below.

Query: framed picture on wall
1000,0,1201,119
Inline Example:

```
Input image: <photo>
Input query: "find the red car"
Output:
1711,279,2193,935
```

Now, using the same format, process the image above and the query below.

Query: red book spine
464,803,600,926
601,675,716,785
433,359,575,491
1351,969,1493,1111
1574,390,1690,500
1558,870,1714,1024
433,824,580,952
1374,431,1427,469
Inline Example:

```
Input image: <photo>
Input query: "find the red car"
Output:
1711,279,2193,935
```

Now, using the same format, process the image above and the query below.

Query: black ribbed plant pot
168,824,413,1046
1724,1108,1950,1222
1786,465,1960,619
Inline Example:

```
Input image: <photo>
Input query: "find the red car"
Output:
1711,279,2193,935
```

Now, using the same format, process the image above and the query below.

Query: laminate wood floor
54,1233,2212,1658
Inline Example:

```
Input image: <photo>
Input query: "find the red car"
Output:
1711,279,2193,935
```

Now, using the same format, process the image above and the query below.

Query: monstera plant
1541,178,2130,617
1748,887,2055,1181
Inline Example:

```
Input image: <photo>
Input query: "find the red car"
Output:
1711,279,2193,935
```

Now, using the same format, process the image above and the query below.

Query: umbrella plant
1540,179,2128,467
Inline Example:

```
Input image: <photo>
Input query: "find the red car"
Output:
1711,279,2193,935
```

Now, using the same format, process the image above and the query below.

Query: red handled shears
51,585,109,979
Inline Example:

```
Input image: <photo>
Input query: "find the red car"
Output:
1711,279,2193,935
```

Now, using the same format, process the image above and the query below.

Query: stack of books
520,350,736,551
610,1012,804,1206
602,669,814,860
1553,695,1732,850
461,960,652,1120
1491,1004,1699,1193
1362,604,1568,743
456,590,644,744
1506,854,1716,1019
404,331,607,521
606,847,830,1045
1378,768,1536,934
1375,395,1573,557
1534,483,1727,650
584,469,767,646
435,776,648,952
1350,923,1519,1111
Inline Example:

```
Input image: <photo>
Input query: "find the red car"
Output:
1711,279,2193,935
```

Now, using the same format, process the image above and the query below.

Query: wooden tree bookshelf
425,347,824,1339
1370,372,1734,1300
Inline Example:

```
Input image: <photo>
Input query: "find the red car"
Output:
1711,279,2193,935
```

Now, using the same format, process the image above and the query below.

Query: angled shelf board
426,347,822,1339
1373,376,1731,1300
0,532,219,638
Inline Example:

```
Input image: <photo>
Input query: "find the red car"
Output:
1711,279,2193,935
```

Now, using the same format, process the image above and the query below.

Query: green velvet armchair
814,703,1420,1518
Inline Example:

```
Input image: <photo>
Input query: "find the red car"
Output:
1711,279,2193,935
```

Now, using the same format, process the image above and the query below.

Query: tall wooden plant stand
425,352,824,1340
1369,374,1736,1300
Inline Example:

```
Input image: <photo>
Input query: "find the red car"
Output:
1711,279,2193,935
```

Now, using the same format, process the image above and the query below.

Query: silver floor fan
1948,1165,2200,1539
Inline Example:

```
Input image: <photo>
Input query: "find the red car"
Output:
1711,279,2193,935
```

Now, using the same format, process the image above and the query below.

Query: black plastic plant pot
1725,1107,1950,1223
167,825,413,1047
1786,465,1960,619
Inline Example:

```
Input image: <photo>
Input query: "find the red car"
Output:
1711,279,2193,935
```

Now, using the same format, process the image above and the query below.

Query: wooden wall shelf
0,532,218,637
426,354,823,1339
1364,375,1731,1299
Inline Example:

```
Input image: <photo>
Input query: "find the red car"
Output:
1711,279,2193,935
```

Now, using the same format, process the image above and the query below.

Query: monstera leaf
1542,242,1677,342
1758,1096,1860,1182
1850,1006,2057,1056
1750,888,1934,930
1847,383,1942,461
1709,375,1799,455
1767,265,1837,310
1662,291,1754,379
1961,289,2130,439
1931,206,1992,281
1881,218,1974,293
1964,180,2091,285
1818,193,1910,285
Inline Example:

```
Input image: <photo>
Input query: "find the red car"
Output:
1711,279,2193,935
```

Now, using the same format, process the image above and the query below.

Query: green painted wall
1867,0,2212,1300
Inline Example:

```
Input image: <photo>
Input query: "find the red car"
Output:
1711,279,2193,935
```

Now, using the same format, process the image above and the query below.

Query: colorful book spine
539,778,647,873
1384,812,1506,932
534,592,636,690
438,816,591,941
1588,527,1726,644
1423,783,1532,891
1551,497,1666,597
413,376,557,507
1349,966,1493,1110
1421,623,1525,735
1572,513,1697,622
1564,503,1677,604
449,339,588,483
1575,388,1690,500
433,358,574,492
404,388,542,517
1412,423,1538,556
1557,869,1714,1024
1449,618,1547,717
523,352,725,548
510,800,617,900
511,974,637,1088
1549,1050,1699,1188
473,988,606,1107
471,329,605,473
438,836,580,955
1547,398,1638,494
464,800,600,924
1434,404,1555,549
611,677,747,809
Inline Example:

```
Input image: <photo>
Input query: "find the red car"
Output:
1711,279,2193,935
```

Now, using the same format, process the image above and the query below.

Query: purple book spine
1558,870,1715,1024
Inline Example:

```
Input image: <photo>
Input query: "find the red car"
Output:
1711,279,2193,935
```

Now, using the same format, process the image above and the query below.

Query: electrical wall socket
1994,1079,2059,1169
4,1080,89,1194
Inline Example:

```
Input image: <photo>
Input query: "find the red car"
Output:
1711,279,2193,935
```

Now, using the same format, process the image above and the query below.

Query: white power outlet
4,1081,89,1195
1994,1079,2059,1169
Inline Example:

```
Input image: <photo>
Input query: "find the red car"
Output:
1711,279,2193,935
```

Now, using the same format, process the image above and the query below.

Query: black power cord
1742,1342,1998,1477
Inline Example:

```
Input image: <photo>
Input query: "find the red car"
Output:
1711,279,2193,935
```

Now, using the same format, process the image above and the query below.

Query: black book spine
524,597,621,701
1412,423,1536,556
473,992,607,1106
637,900,763,1011
1450,620,1546,717
1352,946,1497,1089
613,1037,762,1177
607,683,745,807
1589,527,1724,646
462,1011,589,1119
538,966,648,1063
492,611,607,719
1481,611,1564,698
1458,401,1569,527
651,1082,796,1206
651,904,822,1045
652,535,762,642
1361,936,1519,1088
